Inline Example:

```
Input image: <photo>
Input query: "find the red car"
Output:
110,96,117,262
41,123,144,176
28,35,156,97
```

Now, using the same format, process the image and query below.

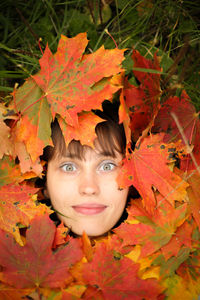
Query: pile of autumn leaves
0,33,200,299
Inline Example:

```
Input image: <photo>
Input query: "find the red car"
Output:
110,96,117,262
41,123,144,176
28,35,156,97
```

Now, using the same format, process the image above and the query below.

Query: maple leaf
117,134,189,212
132,50,161,93
123,85,161,143
32,33,125,127
153,91,196,142
121,50,161,142
0,183,51,245
0,214,83,288
83,243,162,300
152,91,200,172
58,111,103,148
114,197,188,258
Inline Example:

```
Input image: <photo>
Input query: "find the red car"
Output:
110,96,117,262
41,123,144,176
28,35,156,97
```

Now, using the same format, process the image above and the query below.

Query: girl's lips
72,203,107,215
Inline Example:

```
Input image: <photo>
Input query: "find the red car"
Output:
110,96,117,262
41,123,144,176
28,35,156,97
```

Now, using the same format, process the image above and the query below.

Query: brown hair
44,118,126,161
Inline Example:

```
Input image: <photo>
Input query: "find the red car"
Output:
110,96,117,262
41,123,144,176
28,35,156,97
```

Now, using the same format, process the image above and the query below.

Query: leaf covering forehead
32,32,125,127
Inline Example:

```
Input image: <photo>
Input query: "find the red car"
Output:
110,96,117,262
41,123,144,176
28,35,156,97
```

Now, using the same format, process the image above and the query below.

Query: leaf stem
105,29,118,49
38,38,44,55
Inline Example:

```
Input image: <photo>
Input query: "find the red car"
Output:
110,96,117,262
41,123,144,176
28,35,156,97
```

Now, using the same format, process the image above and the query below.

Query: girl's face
46,144,128,237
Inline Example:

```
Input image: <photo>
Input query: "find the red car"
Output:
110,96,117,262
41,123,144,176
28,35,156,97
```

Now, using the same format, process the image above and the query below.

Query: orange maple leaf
0,183,51,245
33,33,125,127
58,111,103,148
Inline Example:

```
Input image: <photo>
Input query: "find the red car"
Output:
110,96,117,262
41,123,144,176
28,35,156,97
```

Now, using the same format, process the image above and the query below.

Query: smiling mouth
72,203,107,215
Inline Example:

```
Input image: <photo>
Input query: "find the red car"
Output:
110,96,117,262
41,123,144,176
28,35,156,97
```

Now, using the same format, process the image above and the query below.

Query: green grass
0,0,199,108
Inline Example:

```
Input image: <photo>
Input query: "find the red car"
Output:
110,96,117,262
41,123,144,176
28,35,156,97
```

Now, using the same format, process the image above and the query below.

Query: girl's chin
60,214,117,237
70,225,110,237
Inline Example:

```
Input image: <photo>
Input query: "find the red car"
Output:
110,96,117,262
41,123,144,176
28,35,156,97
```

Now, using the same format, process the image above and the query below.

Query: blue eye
99,162,116,172
61,163,77,172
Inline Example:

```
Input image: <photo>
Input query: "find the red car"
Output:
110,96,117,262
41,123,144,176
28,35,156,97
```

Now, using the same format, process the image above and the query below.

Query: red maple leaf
117,134,189,212
120,50,161,142
131,50,161,93
153,91,196,142
153,91,200,172
83,243,162,299
0,214,83,288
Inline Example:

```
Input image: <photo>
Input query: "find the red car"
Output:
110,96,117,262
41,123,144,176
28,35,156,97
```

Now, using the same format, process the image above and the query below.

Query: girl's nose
79,172,100,195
